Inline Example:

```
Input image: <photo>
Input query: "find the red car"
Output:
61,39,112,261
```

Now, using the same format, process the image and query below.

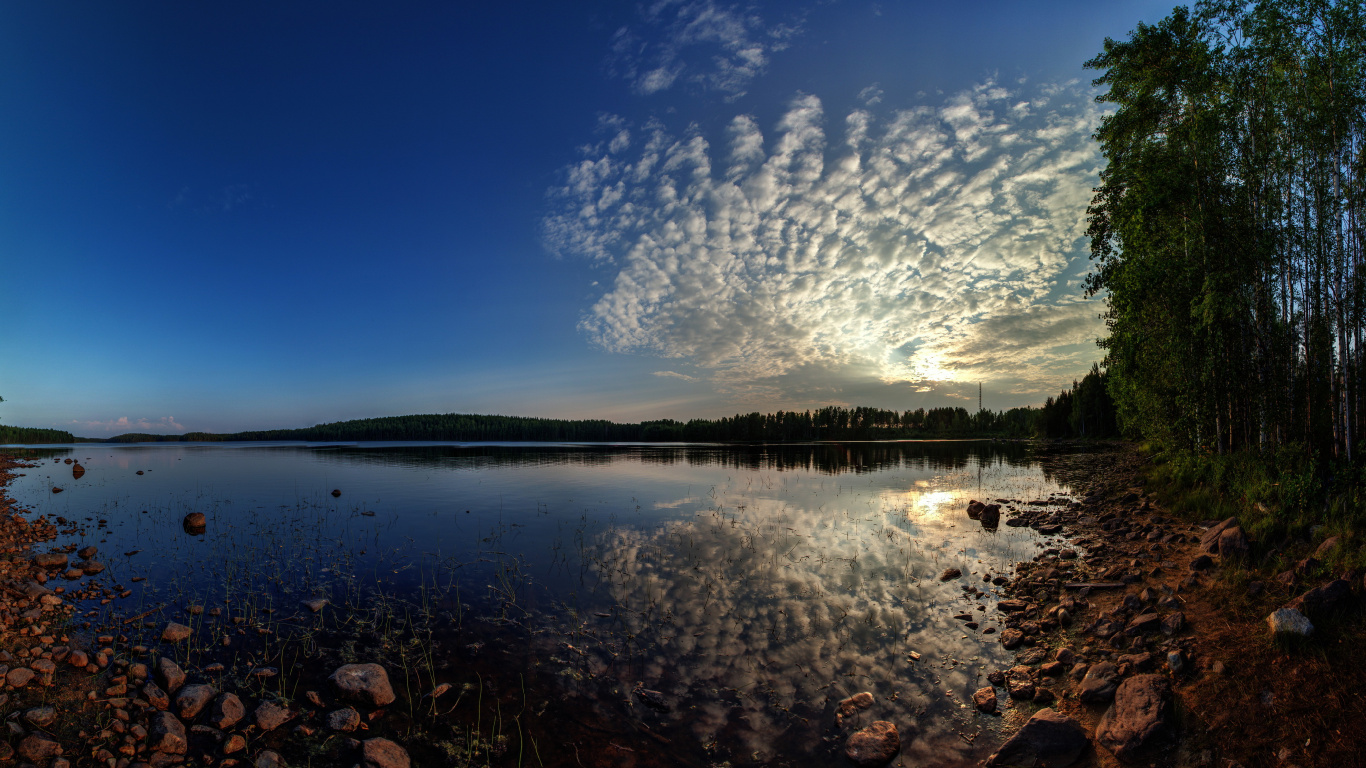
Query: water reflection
1,441,1073,766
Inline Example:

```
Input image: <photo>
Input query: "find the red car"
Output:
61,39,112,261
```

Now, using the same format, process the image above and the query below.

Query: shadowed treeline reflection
303,440,1039,476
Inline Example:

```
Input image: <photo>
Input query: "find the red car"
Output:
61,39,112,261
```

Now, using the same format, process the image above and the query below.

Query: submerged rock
161,622,192,643
329,663,396,708
844,721,900,767
940,568,962,581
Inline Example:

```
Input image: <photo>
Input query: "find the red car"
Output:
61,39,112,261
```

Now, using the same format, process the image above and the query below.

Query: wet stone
844,721,900,767
161,622,192,643
207,692,245,729
174,683,215,720
972,687,997,714
255,700,292,731
327,707,360,732
329,663,396,708
1005,666,1036,700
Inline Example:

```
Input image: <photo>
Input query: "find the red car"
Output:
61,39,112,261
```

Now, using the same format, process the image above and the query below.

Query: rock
68,649,88,668
1217,526,1250,559
6,667,34,688
327,707,361,731
331,489,342,498
980,504,1002,527
77,545,97,559
1314,536,1341,558
148,711,187,754
224,734,246,754
207,693,245,729
255,750,287,768
1079,662,1119,704
1001,628,1024,649
986,708,1090,767
1190,555,1214,571
24,706,55,728
1005,666,1035,700
967,500,985,519
1285,579,1352,618
1295,557,1320,577
837,691,875,720
973,687,997,713
1126,613,1162,635
143,681,170,710
174,683,216,720
183,512,206,529
157,657,186,693
1033,687,1056,704
843,721,900,767
79,560,105,574
940,568,962,581
17,732,61,762
31,658,56,681
303,598,328,612
33,553,68,569
161,623,192,643
1199,517,1239,552
1040,661,1065,677
1267,607,1314,637
987,670,1005,687
1160,612,1185,636
1096,674,1171,760
329,663,396,707
255,700,292,731
1167,651,1185,674
997,599,1029,613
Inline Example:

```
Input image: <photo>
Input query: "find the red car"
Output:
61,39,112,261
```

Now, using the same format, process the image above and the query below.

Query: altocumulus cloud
545,80,1108,399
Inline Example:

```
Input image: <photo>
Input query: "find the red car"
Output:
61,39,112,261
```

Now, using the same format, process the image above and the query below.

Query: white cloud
608,1,801,99
652,370,700,382
74,416,187,434
546,80,1107,402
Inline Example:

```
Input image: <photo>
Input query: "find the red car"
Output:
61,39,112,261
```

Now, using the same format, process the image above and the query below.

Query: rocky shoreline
0,455,419,768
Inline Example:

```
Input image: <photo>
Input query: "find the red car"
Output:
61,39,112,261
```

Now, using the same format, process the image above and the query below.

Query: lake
1,441,1081,767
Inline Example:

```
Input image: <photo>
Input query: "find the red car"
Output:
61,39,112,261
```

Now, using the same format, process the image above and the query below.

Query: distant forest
0,368,1118,445
0,425,75,444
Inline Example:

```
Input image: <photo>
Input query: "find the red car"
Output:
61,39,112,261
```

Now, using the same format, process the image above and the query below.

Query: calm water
2,441,1078,766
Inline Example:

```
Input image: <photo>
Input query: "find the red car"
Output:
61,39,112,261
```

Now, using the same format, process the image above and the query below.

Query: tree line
1086,0,1365,458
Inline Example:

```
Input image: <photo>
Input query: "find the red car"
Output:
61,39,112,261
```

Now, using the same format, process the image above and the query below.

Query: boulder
1314,536,1341,558
207,693,245,729
986,708,1090,767
967,501,985,520
1199,517,1239,553
327,707,360,732
362,738,412,768
973,687,997,714
17,732,61,763
1096,674,1171,760
329,663,396,708
174,684,216,720
844,721,900,767
1285,579,1352,619
1078,662,1119,704
980,504,1002,527
255,700,292,731
161,622,192,643
1267,607,1314,637
143,681,170,709
1217,526,1250,559
1005,666,1035,700
148,711,187,754
157,657,186,693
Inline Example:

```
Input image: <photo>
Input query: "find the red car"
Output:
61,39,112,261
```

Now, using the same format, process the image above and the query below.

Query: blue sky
0,1,1176,435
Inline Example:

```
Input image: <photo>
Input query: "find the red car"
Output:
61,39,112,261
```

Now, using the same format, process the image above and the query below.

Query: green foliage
1087,0,1366,457
0,424,76,444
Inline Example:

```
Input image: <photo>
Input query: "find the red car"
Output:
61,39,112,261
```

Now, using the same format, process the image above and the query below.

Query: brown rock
843,721,900,767
207,692,245,729
837,691,875,720
254,700,292,731
148,711,187,754
1217,526,1250,559
255,750,287,768
143,681,170,710
1005,666,1035,700
973,687,997,713
940,568,962,581
1198,517,1238,553
986,708,1090,767
329,663,396,708
17,732,61,762
1096,674,1171,760
1285,579,1352,619
157,657,186,693
6,667,34,688
174,683,215,720
1079,662,1119,704
327,707,361,732
161,622,192,643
